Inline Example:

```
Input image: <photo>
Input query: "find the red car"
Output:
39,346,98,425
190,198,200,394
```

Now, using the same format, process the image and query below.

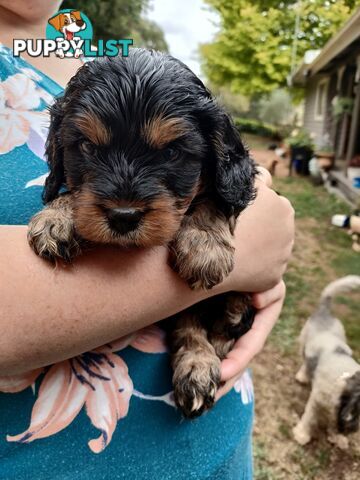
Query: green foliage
61,0,168,51
233,117,280,138
258,89,293,126
131,18,168,52
332,96,354,118
286,128,315,149
201,0,359,95
210,84,250,116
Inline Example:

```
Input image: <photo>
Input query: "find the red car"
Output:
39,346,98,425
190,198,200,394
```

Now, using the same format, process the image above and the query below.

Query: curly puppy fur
293,275,360,449
28,49,257,417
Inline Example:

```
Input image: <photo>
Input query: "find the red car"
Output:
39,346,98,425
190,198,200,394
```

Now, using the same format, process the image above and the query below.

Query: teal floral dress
0,44,254,480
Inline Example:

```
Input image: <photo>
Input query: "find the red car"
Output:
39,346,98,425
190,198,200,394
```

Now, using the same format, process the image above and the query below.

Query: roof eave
291,7,360,85
308,8,360,76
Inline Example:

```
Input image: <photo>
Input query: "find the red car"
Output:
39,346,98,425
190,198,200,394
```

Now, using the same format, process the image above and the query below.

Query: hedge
233,118,283,140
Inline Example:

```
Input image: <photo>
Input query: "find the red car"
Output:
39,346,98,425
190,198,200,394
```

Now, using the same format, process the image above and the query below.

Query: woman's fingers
220,282,286,382
252,279,286,309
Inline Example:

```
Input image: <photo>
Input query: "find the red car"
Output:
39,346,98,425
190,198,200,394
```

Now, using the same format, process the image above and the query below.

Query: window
314,78,328,121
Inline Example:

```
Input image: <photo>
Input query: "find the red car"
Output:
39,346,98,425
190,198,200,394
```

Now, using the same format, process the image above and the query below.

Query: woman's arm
0,179,294,375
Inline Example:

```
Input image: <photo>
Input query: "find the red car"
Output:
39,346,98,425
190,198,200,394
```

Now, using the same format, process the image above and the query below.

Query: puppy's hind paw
295,365,310,385
173,359,221,419
28,210,81,263
293,423,311,446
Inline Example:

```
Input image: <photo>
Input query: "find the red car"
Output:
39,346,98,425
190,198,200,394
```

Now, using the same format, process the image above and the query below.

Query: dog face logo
48,11,86,41
47,9,93,58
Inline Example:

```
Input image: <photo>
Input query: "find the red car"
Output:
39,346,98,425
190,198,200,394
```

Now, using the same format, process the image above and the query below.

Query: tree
258,89,294,125
201,0,359,95
62,0,168,51
131,19,169,52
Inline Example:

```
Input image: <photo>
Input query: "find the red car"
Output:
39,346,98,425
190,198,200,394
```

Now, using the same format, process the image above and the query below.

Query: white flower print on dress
0,73,50,155
234,370,254,405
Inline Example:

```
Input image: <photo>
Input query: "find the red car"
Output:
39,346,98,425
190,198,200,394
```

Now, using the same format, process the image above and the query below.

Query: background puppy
28,49,257,418
293,275,360,449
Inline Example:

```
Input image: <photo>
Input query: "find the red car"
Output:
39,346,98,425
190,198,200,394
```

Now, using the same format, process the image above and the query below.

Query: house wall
303,76,327,148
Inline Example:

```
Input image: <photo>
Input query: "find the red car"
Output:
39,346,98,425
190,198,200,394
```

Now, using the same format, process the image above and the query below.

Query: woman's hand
216,279,286,400
219,167,294,294
215,167,294,399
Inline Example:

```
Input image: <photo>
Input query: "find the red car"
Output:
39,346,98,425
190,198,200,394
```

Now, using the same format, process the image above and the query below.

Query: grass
290,446,331,479
253,176,360,480
271,177,360,357
253,441,279,480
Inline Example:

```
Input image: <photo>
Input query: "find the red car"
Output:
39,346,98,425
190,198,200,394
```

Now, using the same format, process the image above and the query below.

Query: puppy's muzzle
106,207,144,234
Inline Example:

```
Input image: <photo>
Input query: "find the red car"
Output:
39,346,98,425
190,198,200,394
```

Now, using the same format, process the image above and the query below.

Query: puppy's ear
338,371,360,434
43,98,65,204
48,14,63,32
212,112,257,219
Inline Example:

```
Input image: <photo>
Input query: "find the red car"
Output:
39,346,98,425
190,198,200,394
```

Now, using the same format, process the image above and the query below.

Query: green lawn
253,177,360,480
274,177,360,357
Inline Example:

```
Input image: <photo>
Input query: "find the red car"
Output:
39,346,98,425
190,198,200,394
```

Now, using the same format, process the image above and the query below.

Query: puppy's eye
164,147,180,161
80,141,96,156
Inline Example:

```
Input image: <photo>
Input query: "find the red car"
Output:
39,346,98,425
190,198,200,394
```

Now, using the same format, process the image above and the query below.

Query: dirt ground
247,148,360,480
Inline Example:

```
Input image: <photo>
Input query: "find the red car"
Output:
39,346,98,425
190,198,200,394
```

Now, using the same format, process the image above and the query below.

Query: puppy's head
44,49,255,247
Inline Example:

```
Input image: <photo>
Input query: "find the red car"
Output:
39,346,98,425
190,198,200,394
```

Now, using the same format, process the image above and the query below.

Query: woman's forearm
0,226,213,374
0,181,294,375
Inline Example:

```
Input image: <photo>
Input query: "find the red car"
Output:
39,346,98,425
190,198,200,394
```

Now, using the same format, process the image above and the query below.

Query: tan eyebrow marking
143,115,188,149
75,112,111,146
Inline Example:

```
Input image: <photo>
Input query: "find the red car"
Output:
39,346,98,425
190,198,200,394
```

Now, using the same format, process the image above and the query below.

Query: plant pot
291,146,313,175
347,167,360,188
315,151,335,161
316,155,334,171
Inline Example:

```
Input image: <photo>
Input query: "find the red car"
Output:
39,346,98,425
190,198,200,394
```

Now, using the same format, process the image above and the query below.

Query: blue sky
146,0,219,78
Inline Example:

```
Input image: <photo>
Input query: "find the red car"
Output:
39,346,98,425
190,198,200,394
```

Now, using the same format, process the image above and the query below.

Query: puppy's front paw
28,209,81,263
171,229,234,290
173,354,221,418
295,365,310,385
293,422,311,445
327,433,349,450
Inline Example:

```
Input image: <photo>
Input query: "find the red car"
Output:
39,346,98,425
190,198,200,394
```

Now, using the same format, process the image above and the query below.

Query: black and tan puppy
28,49,257,418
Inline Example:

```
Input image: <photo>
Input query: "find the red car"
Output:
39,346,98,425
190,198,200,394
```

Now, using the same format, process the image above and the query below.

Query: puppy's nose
107,208,143,234
76,20,84,27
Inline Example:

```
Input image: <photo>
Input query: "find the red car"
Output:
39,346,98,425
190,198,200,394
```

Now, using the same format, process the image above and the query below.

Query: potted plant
286,129,314,175
332,96,354,119
315,134,335,170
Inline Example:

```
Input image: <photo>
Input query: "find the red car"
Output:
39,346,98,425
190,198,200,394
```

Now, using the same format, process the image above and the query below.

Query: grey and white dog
293,275,360,449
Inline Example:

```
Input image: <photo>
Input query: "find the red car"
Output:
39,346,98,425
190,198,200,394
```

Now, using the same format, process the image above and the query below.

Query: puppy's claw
28,211,81,263
173,361,221,418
